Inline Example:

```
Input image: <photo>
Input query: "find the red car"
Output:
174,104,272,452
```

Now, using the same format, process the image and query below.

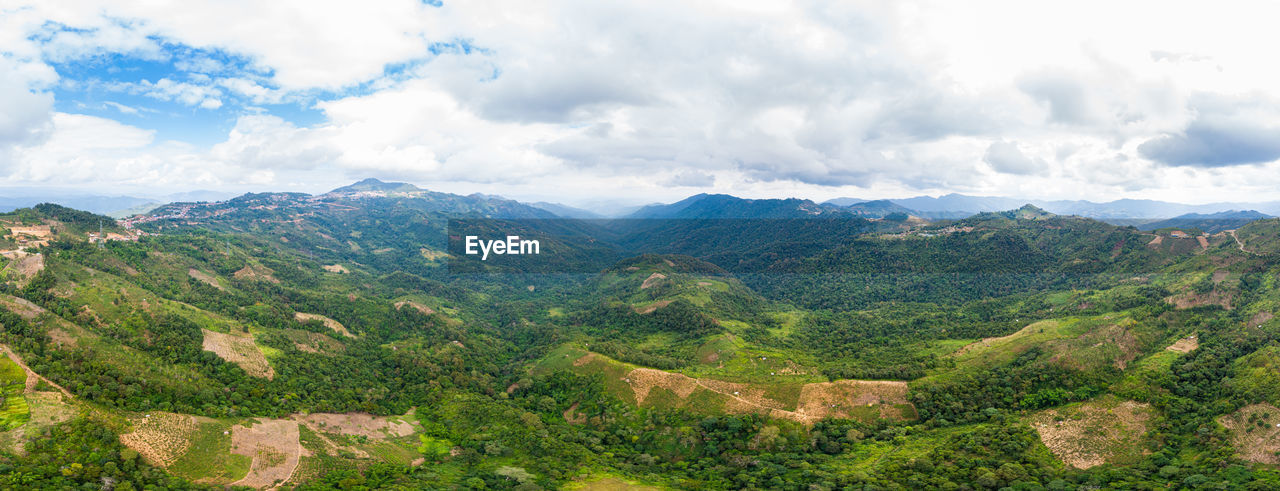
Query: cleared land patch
0,294,45,319
2,252,44,285
1219,403,1280,465
202,329,275,379
1166,335,1199,353
294,412,417,440
230,418,302,489
939,316,1162,379
1029,396,1155,469
553,347,915,425
0,391,75,455
633,299,671,314
395,300,435,315
322,264,349,274
283,329,344,354
295,312,355,338
119,412,203,467
187,268,225,291
639,272,666,290
233,265,279,283
792,380,914,424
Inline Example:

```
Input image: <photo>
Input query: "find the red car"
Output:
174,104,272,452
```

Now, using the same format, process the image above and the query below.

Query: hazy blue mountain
823,197,867,207
845,199,917,218
327,177,422,194
529,201,605,218
163,190,237,203
1138,210,1272,233
627,193,845,219
0,194,156,215
844,193,1280,220
891,194,1025,215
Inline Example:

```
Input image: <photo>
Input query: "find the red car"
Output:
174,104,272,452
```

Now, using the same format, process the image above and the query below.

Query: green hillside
2,190,1280,488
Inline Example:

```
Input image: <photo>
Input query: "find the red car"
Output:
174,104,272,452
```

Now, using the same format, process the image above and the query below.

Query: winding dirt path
1229,230,1256,255
0,344,72,397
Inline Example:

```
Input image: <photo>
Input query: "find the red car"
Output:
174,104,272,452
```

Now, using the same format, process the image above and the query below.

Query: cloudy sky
3,0,1280,206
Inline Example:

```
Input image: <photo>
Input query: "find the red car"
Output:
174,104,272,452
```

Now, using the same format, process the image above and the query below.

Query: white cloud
116,78,224,109
983,141,1047,175
6,0,1280,203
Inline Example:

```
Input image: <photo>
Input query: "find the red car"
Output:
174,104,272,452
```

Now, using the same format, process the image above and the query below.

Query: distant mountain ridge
627,193,846,219
1138,210,1272,233
824,193,1280,220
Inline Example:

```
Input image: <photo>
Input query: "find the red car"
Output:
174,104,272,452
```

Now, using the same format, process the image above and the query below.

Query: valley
0,180,1279,488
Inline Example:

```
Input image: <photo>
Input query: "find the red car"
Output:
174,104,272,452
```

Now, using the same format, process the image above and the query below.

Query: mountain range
6,178,1280,487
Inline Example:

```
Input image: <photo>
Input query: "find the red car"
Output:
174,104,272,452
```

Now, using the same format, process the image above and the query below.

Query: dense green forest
2,189,1280,489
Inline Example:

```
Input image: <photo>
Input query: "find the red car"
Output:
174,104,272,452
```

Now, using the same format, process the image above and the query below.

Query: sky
4,1,1280,207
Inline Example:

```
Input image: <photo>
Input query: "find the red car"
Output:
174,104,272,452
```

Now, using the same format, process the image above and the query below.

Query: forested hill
3,186,1280,488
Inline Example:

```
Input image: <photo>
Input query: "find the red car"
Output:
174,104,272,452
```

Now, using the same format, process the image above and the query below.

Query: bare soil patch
294,413,416,440
619,364,914,424
202,329,274,379
633,300,671,314
1250,311,1275,327
640,272,666,290
699,378,784,410
792,380,912,423
46,325,77,347
119,412,203,467
563,402,587,424
1147,235,1163,247
627,368,700,403
1166,335,1199,353
1219,403,1280,465
187,269,224,291
1167,290,1232,310
2,253,44,286
230,418,301,489
395,300,435,315
294,312,354,338
1030,399,1154,469
233,265,279,284
322,264,349,274
0,294,45,319
283,329,344,354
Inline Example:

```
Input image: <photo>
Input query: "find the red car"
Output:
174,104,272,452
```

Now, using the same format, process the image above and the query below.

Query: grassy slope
0,355,28,430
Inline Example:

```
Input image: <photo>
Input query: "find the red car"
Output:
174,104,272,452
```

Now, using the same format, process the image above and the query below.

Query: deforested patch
202,329,274,379
626,368,699,404
229,418,301,489
640,272,666,290
792,380,912,424
294,312,354,338
187,268,225,291
119,412,204,468
633,300,671,314
1029,397,1154,469
233,265,279,283
0,295,45,319
395,300,435,315
1166,335,1199,353
1219,403,1280,465
294,412,417,440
